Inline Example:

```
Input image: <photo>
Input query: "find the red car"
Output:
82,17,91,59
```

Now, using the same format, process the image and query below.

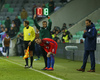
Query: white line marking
0,58,63,80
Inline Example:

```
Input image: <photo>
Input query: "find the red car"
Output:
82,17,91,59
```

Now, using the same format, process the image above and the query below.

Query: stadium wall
9,38,17,56
34,0,100,30
56,43,100,64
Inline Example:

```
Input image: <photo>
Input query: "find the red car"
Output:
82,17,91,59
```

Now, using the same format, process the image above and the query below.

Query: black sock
30,57,33,66
25,58,28,66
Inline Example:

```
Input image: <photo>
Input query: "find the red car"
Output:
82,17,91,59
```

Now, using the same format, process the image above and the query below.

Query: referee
23,21,35,68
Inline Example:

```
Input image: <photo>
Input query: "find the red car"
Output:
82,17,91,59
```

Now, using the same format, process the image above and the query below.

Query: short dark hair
23,8,25,10
24,21,29,25
86,19,91,23
42,21,47,24
7,17,9,18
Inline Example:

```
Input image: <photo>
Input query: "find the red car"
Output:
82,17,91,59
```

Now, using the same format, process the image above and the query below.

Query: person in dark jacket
34,14,52,70
49,0,54,14
62,23,67,29
17,33,24,56
4,17,11,32
13,23,18,35
77,19,97,72
9,27,16,38
62,28,72,40
14,16,21,31
52,33,60,42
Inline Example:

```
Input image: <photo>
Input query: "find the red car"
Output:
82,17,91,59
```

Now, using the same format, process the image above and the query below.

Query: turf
0,56,100,80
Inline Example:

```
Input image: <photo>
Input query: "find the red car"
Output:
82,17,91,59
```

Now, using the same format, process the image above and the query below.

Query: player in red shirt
35,38,58,71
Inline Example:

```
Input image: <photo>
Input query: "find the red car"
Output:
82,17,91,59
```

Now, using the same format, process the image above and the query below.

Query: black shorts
24,41,35,51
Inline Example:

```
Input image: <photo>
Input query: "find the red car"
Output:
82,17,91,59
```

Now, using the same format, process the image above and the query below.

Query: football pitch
0,56,100,80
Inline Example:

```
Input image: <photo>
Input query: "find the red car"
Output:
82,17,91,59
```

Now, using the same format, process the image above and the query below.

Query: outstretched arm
47,16,52,30
33,14,40,30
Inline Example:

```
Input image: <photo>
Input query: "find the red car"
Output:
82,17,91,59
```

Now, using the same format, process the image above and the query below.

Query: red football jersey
40,38,58,54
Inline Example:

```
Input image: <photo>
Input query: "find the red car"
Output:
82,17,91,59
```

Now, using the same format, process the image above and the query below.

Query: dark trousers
41,47,47,67
17,44,24,56
5,47,9,56
35,43,41,58
81,50,95,70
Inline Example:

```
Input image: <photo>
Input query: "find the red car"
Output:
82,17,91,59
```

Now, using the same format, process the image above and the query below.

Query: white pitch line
0,58,63,80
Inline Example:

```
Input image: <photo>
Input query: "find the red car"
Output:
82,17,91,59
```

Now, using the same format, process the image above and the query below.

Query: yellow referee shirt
23,26,35,42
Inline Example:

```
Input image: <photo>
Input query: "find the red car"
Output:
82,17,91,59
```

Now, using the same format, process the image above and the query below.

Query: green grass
0,56,100,80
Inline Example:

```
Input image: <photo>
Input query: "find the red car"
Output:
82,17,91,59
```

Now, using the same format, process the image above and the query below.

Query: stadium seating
4,4,10,8
73,21,100,40
0,0,63,26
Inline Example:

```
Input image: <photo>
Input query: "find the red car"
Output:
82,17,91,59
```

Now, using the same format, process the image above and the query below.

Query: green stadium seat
76,31,84,35
73,34,83,40
18,16,21,20
95,25,100,27
45,3,49,8
29,20,34,24
1,20,5,24
21,24,24,27
73,35,77,40
98,31,100,34
5,4,10,8
76,35,81,39
96,27,100,29
97,20,100,23
8,8,14,13
30,24,34,27
95,23,100,26
0,44,2,47
27,17,32,20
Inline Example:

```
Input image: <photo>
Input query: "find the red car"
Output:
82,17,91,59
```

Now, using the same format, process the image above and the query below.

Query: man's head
22,8,25,12
54,34,57,37
6,33,9,37
12,20,14,23
5,28,8,32
13,23,16,27
53,29,55,33
50,0,53,2
42,21,47,28
35,38,42,44
63,32,66,36
15,16,18,19
33,4,36,8
42,4,45,7
85,19,91,27
24,21,29,27
1,28,4,32
0,25,3,28
56,31,59,35
63,23,66,27
7,17,9,20
62,28,65,33
11,27,13,30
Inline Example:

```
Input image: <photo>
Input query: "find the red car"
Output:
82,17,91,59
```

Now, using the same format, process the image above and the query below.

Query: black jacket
9,29,16,38
53,37,59,42
14,19,21,27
